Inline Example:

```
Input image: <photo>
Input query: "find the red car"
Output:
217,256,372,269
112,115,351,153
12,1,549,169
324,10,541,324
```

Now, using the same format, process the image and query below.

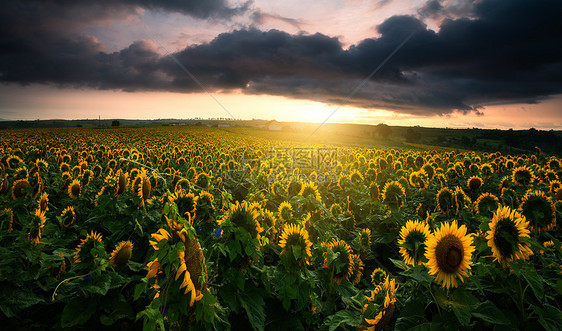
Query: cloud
250,9,305,31
1,0,562,117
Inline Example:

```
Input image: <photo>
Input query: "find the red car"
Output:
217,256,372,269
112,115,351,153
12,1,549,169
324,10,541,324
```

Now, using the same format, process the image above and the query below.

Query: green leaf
390,258,409,271
134,279,147,301
555,279,562,295
522,265,544,301
100,296,133,325
327,310,362,331
471,300,509,325
0,287,44,318
61,297,97,327
239,286,265,331
533,304,562,331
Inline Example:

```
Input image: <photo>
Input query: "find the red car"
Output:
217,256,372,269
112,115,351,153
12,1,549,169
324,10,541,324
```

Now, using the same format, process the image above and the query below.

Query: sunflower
14,167,29,180
286,180,302,197
425,221,475,289
359,228,372,247
370,268,387,287
350,170,364,184
6,154,24,169
556,188,562,202
362,276,398,331
382,181,406,210
330,203,343,217
474,193,499,218
74,231,104,263
59,162,70,174
452,186,470,214
149,228,171,251
219,201,263,239
299,182,322,201
170,191,197,217
60,206,76,227
436,187,453,215
278,201,293,223
195,172,210,189
549,180,561,194
37,192,49,213
176,235,207,307
519,190,556,232
28,209,47,245
1,208,14,233
109,241,134,266
114,169,128,197
194,190,215,222
512,166,534,186
146,259,161,279
0,174,8,194
325,239,354,284
135,169,151,207
349,254,364,285
11,178,30,200
467,176,483,190
398,220,431,266
487,206,533,267
278,223,312,261
68,179,81,199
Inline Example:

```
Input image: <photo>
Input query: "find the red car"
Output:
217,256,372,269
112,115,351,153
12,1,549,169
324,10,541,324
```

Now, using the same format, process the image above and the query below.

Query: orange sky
1,84,560,130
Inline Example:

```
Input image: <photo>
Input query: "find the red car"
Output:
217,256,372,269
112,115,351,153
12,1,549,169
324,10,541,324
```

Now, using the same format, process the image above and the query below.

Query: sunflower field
0,126,561,330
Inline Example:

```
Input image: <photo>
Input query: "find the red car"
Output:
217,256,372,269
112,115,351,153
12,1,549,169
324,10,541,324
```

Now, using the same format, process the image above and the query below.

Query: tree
405,128,421,143
111,120,120,127
376,123,392,139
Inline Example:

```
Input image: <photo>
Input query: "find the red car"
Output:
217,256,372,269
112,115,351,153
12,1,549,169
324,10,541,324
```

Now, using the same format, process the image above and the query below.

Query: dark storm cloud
1,0,562,116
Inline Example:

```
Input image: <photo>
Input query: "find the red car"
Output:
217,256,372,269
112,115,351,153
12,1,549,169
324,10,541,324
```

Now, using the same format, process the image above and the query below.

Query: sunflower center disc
446,247,462,269
435,234,464,273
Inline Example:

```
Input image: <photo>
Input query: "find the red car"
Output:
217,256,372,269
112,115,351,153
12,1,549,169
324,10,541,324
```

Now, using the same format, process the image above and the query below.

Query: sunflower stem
428,284,442,316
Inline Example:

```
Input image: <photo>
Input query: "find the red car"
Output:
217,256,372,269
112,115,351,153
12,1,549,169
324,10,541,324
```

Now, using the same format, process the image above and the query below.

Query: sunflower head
170,191,197,217
28,209,46,246
436,187,453,214
38,192,49,213
219,201,263,239
382,181,406,210
194,191,215,222
474,193,499,218
330,203,343,217
299,182,322,201
370,268,387,287
60,206,76,227
114,169,128,197
512,166,534,186
109,241,134,266
324,239,354,284
425,221,475,289
12,179,30,200
136,170,151,207
486,206,533,267
278,223,312,263
68,179,81,199
1,208,14,233
176,235,207,307
286,180,302,197
74,231,104,264
556,188,562,202
278,201,293,223
398,220,431,266
362,276,398,331
453,186,469,213
519,189,556,232
467,176,483,190
359,228,371,247
349,254,364,285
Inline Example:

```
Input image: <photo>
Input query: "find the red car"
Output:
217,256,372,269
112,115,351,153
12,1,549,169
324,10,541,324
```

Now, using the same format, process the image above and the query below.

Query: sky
1,0,561,130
